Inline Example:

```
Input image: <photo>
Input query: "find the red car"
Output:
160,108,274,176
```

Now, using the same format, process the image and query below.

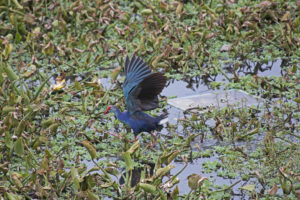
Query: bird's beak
104,106,112,114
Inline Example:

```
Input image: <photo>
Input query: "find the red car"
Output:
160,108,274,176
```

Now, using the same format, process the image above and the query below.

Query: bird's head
104,105,117,114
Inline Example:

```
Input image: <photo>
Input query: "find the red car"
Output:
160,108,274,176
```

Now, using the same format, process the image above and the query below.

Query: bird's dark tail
154,112,168,132
156,112,168,125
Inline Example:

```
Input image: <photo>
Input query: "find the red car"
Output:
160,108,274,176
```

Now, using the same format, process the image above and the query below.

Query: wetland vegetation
0,0,299,199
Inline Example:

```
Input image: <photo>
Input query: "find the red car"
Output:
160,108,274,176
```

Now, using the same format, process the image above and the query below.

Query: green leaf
171,185,179,199
5,132,13,149
155,164,174,177
22,64,36,78
122,151,133,171
15,31,22,43
12,0,23,9
14,138,24,157
34,72,54,100
290,64,298,73
2,43,13,60
71,167,80,190
110,67,121,81
41,156,49,170
127,140,140,154
240,184,256,192
105,167,119,177
3,63,18,82
2,106,17,114
293,98,300,103
5,192,21,200
49,123,59,134
152,54,163,68
100,181,114,188
141,9,152,16
14,120,25,136
87,190,99,200
138,183,156,194
42,41,54,56
167,150,180,164
41,118,55,128
81,141,97,159
188,174,208,190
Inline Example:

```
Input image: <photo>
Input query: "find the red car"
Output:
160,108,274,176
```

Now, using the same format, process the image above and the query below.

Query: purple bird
104,55,167,144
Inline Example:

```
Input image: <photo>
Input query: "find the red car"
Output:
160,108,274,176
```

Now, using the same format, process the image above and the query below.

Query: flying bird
104,55,167,144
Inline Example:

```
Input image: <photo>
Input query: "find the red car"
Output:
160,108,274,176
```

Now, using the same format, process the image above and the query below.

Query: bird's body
108,106,167,135
105,55,167,138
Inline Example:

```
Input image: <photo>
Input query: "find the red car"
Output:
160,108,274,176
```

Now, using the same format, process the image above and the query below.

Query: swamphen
104,55,167,143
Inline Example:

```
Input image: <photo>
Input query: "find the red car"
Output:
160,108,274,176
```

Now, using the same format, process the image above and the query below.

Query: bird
104,55,167,144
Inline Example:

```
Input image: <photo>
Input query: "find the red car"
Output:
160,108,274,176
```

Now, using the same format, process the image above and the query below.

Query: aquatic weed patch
1,0,300,199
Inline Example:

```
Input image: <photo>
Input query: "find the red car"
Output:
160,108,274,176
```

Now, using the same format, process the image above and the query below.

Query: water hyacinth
0,0,299,199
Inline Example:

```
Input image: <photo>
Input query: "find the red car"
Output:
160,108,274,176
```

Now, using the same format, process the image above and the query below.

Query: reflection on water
223,59,287,77
163,59,287,98
119,162,155,187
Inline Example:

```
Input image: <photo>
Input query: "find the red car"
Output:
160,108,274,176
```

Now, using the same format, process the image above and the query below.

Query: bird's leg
109,131,122,140
123,128,134,143
122,135,136,143
150,132,156,148
126,135,137,143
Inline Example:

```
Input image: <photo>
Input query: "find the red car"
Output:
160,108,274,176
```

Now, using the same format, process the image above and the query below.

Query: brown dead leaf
267,183,278,195
220,44,231,52
296,190,300,199
176,2,183,17
256,1,272,9
42,41,54,56
57,159,64,171
23,14,36,25
281,11,290,22
206,33,216,39
216,124,223,135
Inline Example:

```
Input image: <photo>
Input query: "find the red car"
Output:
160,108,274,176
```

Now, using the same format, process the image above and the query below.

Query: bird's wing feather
123,55,152,113
123,55,166,113
134,73,167,111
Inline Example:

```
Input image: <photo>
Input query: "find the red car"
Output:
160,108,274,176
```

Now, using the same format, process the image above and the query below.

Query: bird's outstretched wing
123,55,167,113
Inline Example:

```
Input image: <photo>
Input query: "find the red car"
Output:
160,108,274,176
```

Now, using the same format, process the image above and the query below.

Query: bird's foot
150,133,156,148
125,136,137,143
150,140,156,148
110,132,139,143
109,131,122,140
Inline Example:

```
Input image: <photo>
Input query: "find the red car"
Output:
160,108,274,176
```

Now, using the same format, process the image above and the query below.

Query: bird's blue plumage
106,55,167,136
109,106,166,135
123,56,152,113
